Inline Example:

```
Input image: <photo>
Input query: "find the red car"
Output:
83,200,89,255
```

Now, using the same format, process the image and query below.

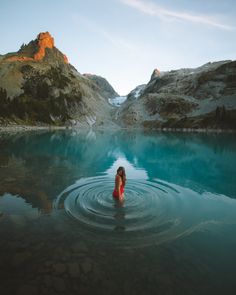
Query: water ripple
55,175,232,248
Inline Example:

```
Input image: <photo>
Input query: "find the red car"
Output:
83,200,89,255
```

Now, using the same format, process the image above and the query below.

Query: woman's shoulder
115,174,122,180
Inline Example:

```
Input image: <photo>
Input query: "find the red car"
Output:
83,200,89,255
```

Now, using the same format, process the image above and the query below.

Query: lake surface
0,129,236,295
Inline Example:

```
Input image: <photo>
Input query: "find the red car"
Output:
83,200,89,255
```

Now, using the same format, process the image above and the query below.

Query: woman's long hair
117,166,126,186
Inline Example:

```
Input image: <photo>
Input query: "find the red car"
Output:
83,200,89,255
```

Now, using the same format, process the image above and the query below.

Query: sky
0,0,236,95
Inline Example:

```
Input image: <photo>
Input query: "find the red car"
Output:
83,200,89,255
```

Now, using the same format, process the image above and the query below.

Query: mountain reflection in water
0,130,236,295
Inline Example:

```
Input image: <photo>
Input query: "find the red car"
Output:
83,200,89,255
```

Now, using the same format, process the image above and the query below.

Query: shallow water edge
0,124,235,133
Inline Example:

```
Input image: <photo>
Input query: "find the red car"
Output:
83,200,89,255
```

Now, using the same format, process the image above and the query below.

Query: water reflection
0,193,40,226
113,199,126,232
0,129,236,216
106,156,148,179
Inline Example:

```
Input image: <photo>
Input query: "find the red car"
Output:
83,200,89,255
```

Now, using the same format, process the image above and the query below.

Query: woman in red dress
113,167,126,201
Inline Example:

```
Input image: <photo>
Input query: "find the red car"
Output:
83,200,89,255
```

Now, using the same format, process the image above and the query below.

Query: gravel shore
0,125,68,133
0,124,235,134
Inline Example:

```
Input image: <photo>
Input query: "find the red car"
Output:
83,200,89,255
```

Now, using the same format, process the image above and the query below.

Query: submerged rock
71,241,88,253
10,214,27,227
52,263,66,274
12,251,31,267
68,262,81,278
53,277,66,293
81,258,93,274
17,284,39,295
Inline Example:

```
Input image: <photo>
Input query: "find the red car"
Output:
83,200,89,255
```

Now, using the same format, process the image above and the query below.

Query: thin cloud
120,0,234,31
98,29,135,51
72,14,135,51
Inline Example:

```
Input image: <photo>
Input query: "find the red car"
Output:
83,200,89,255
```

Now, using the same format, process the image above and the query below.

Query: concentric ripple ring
55,175,215,248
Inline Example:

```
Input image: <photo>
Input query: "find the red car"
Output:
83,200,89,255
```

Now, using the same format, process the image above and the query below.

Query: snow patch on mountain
108,96,127,107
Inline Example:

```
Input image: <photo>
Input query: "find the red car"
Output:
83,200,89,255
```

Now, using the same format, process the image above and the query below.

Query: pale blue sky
1,0,236,95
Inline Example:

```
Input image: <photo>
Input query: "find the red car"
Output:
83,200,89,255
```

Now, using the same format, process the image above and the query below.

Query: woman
113,166,126,201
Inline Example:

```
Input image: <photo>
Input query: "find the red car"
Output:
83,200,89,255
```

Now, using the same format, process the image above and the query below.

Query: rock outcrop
150,68,161,81
5,32,68,64
0,32,117,127
117,61,236,130
126,84,146,101
33,32,55,61
83,74,119,99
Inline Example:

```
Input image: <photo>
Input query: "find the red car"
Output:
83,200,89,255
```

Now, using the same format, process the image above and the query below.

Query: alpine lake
0,129,236,295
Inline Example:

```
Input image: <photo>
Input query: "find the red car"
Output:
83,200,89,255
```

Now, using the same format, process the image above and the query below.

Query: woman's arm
115,175,122,197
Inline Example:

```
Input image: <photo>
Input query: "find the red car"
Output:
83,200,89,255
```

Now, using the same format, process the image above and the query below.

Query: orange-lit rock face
34,32,54,61
5,31,69,64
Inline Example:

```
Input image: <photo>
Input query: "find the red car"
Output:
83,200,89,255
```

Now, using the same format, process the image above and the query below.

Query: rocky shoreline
0,124,235,134
0,125,67,132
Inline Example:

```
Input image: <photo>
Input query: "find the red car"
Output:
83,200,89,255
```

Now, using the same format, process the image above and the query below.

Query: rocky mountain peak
34,32,55,60
151,68,161,80
83,73,119,99
5,31,68,64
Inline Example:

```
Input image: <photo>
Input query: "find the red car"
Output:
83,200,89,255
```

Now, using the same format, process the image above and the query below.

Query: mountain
117,61,236,130
1,33,235,130
83,74,119,99
0,32,117,127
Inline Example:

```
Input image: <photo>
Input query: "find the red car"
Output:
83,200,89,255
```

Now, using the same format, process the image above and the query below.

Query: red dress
113,185,124,199
113,176,124,199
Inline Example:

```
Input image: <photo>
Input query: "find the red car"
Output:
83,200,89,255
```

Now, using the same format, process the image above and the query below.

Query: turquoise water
0,130,236,294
